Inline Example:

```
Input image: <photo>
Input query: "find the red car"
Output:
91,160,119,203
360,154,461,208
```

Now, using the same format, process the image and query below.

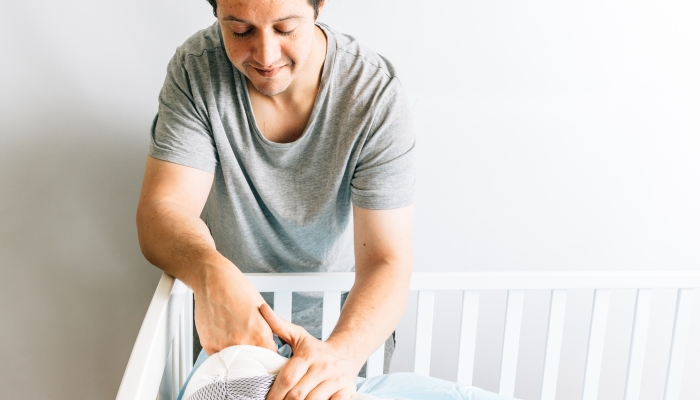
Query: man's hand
260,303,363,400
195,266,277,355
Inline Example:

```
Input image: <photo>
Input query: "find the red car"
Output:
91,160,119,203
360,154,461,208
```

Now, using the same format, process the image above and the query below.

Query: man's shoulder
321,24,403,107
172,22,224,63
324,23,398,79
330,28,396,75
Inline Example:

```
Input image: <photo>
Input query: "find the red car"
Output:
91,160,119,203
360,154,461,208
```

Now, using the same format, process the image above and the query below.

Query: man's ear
315,0,326,20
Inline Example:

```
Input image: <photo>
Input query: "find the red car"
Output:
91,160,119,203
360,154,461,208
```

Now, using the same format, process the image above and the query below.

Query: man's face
217,0,320,97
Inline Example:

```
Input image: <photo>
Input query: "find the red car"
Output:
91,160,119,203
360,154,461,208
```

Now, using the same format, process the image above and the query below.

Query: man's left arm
263,204,413,400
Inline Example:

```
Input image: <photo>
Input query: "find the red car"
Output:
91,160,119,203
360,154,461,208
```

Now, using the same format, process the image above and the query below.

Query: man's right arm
136,156,277,354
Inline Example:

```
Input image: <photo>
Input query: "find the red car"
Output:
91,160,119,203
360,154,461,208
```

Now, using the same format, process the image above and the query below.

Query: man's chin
249,79,291,97
253,83,289,97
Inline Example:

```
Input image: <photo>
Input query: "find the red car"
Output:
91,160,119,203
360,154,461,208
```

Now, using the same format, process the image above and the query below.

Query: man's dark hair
205,0,322,19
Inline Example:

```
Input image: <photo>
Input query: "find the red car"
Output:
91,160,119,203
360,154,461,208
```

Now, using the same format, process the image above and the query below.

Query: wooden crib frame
116,271,699,400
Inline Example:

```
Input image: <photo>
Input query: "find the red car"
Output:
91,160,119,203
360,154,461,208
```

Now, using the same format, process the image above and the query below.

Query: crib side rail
117,271,700,400
398,271,698,400
251,271,700,399
248,270,700,393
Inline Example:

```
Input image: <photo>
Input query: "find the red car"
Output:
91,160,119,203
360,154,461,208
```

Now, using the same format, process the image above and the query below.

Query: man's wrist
324,333,371,370
190,254,238,294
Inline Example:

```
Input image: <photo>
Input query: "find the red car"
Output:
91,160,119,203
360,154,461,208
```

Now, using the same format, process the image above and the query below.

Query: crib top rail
246,270,700,292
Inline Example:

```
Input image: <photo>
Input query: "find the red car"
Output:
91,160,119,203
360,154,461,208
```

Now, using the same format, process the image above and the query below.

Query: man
136,0,415,399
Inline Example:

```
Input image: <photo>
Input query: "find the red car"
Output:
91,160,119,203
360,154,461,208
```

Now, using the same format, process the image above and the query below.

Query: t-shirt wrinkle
183,46,223,61
149,21,415,338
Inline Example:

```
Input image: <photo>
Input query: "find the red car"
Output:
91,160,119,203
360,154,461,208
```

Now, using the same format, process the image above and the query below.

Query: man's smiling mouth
254,66,284,77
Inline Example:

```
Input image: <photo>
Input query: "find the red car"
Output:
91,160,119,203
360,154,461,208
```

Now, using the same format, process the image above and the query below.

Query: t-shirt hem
351,194,414,210
149,147,218,174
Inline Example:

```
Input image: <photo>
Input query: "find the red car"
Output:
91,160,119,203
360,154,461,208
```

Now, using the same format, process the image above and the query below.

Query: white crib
116,271,699,400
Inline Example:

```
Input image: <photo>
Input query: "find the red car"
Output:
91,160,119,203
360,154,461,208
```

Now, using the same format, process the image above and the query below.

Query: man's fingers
329,387,354,400
266,358,309,400
259,303,296,346
277,366,327,400
306,379,352,400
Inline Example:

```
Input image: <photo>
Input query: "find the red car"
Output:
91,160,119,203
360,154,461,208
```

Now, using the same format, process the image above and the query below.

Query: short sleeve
149,52,218,173
351,79,416,209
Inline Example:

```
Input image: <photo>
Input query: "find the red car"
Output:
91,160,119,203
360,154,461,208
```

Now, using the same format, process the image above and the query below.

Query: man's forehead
221,14,304,24
218,0,312,22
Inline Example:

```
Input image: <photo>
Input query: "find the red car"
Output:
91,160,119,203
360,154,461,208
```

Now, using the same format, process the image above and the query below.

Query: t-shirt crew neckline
235,22,336,149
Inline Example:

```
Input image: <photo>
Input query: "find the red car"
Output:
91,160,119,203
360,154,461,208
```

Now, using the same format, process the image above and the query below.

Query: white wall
1,1,698,399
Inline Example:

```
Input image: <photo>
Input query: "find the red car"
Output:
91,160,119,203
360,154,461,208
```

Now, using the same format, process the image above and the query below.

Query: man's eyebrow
222,14,303,23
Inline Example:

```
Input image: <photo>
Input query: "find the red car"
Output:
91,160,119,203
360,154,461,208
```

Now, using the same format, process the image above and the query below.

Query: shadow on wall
0,112,161,400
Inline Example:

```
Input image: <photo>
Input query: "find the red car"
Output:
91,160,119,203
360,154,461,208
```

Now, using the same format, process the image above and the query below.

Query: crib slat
582,289,611,400
499,290,524,397
414,290,435,375
540,289,567,400
161,346,174,400
172,323,180,399
366,341,386,378
273,291,293,323
185,288,193,371
624,289,652,400
664,288,695,400
456,291,480,385
154,278,188,400
322,291,341,341
178,304,187,389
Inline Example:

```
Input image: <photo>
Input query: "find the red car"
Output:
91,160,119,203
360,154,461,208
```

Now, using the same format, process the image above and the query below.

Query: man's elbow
358,255,413,283
135,202,159,265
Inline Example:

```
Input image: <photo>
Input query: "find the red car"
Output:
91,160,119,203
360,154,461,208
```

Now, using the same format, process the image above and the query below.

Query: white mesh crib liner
181,346,285,399
181,345,384,400
187,376,275,400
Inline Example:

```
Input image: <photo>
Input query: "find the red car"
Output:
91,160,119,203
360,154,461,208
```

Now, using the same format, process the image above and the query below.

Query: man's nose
253,29,282,67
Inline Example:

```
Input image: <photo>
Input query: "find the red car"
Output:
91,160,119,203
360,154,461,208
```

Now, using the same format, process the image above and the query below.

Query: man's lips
253,66,284,78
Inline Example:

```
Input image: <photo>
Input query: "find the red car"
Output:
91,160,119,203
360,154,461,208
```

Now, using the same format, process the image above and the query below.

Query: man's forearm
136,200,234,292
137,157,277,354
326,261,412,367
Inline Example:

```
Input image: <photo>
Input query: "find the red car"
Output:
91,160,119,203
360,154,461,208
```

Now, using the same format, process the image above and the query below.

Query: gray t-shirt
149,22,415,337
